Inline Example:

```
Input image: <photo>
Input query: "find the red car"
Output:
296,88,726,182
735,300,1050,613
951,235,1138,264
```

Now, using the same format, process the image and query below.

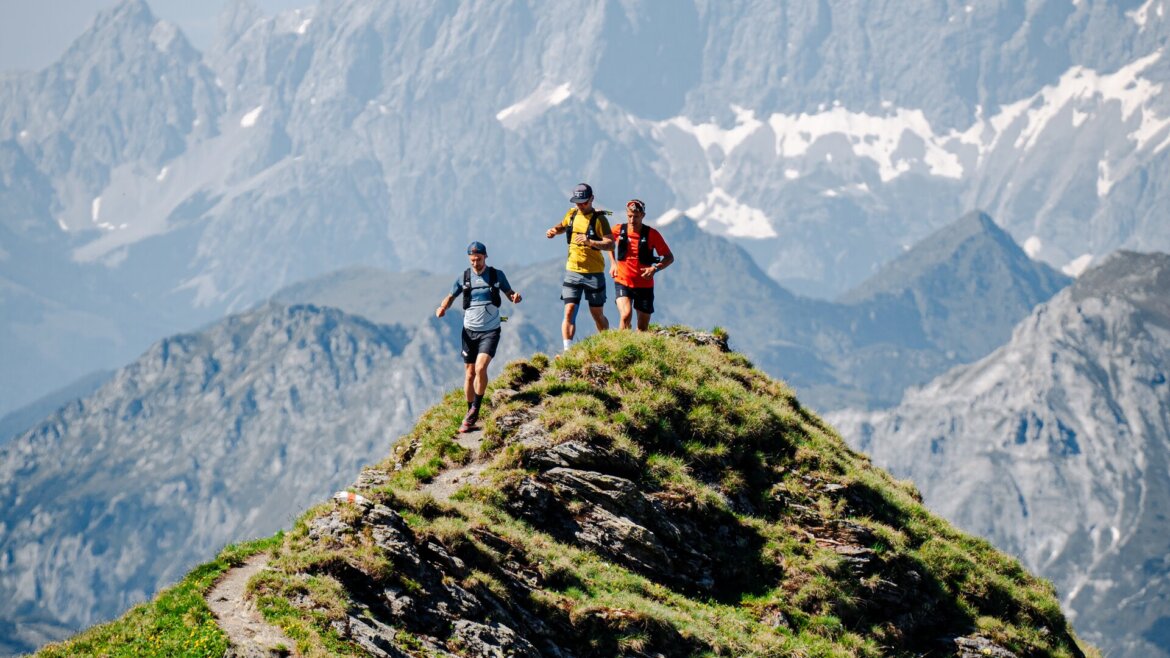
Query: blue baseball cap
569,183,593,203
467,241,487,255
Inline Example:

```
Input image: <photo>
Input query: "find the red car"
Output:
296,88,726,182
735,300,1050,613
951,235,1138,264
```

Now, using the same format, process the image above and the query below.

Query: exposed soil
206,553,298,657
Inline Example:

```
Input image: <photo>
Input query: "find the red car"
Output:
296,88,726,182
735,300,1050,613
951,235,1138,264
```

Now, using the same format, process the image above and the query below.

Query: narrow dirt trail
207,419,498,652
424,427,489,502
206,552,298,657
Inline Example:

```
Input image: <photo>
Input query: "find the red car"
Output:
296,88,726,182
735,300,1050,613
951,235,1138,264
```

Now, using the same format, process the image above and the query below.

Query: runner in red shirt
609,199,675,331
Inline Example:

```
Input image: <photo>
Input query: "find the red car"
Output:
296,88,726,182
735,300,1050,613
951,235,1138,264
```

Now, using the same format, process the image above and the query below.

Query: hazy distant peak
214,0,264,51
98,0,155,27
837,210,1058,304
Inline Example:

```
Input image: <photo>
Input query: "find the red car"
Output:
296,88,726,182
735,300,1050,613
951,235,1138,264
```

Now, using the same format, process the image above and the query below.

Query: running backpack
616,223,657,265
462,266,502,309
564,209,610,245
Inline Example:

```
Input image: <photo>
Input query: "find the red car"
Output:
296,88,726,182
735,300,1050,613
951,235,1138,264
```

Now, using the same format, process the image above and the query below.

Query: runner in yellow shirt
545,183,613,352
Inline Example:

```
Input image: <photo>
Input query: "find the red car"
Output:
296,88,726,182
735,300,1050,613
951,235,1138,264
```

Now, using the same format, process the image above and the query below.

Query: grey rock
954,636,1019,658
449,620,541,658
526,440,641,478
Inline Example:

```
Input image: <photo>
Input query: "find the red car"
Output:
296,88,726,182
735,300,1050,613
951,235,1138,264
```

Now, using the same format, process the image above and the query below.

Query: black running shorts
614,282,655,314
462,327,501,363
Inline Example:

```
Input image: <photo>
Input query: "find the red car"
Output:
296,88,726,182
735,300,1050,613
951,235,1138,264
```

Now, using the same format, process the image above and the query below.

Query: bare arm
639,252,674,279
435,294,456,317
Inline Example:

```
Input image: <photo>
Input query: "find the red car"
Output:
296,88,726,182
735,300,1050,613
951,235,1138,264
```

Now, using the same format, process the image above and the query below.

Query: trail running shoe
459,406,479,433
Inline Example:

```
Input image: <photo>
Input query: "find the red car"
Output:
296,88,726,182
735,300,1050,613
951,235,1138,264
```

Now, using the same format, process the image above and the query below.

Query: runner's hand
609,266,617,278
546,227,558,238
639,266,656,279
435,306,446,318
510,292,522,304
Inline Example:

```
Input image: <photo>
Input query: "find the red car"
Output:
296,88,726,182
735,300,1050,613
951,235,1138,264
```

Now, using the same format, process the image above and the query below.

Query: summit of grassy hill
39,327,1092,658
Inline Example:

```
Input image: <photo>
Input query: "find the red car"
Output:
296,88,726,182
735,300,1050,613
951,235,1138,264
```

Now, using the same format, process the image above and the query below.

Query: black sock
473,394,484,408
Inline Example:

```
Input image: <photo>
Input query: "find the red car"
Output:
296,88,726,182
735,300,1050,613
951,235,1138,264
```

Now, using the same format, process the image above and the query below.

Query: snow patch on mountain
685,188,776,238
240,105,263,128
648,51,1169,243
992,51,1167,153
661,105,763,155
771,105,965,182
496,82,572,130
72,126,259,264
1128,0,1165,28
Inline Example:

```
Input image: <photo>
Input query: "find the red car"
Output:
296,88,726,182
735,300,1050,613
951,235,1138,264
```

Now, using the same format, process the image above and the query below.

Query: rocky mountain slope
36,329,1092,657
0,303,456,656
828,251,1170,658
2,0,1168,415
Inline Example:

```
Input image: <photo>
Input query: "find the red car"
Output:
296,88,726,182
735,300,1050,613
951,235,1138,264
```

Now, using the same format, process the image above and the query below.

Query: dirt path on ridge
206,552,298,657
424,426,490,502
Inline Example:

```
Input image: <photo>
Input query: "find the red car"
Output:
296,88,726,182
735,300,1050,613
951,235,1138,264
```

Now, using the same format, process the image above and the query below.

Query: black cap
569,183,593,203
467,241,487,255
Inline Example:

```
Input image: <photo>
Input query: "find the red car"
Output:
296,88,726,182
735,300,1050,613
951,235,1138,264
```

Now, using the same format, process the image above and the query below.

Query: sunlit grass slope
39,328,1095,658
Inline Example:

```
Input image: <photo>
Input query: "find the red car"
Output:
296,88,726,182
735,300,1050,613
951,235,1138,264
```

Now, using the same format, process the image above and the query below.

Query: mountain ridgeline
37,329,1092,658
829,251,1170,658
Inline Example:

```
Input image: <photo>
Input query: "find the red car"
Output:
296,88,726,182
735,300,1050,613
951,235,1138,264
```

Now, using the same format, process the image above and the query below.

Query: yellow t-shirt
560,208,612,274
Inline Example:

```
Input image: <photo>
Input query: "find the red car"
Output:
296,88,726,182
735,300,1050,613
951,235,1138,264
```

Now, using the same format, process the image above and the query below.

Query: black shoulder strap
617,223,629,261
638,225,655,266
487,266,501,307
565,209,577,244
462,268,472,310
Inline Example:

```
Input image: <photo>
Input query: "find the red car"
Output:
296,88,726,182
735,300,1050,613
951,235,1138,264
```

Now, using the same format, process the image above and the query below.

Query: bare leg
473,354,492,396
562,303,578,341
589,305,610,332
463,363,476,403
636,310,652,332
616,297,633,330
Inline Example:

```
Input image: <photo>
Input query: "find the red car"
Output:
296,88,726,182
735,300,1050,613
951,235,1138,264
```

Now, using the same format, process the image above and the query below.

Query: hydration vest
564,209,610,244
616,223,657,265
462,266,501,310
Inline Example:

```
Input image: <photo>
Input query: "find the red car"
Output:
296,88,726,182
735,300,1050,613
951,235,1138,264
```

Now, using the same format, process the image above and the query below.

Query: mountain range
2,0,1169,416
829,251,1170,658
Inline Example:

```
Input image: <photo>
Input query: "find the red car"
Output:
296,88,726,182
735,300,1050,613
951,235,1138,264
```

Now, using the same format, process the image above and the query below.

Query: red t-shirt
611,223,670,288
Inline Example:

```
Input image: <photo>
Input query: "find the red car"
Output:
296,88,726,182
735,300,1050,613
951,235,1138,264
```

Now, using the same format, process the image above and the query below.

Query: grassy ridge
38,328,1097,657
